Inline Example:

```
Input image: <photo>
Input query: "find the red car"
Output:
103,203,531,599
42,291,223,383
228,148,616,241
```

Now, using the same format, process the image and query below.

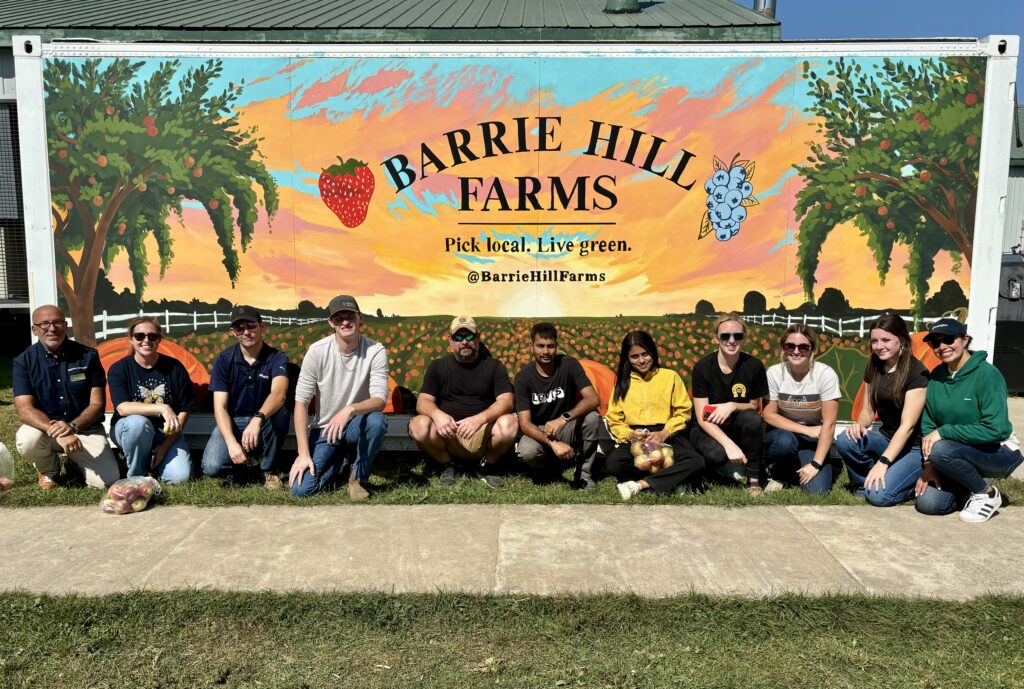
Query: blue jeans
291,412,387,497
764,427,833,494
113,415,192,484
201,410,290,477
915,439,1023,515
836,430,923,507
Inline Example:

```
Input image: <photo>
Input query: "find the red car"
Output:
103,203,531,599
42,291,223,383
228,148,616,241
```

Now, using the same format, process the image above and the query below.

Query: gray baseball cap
328,295,361,317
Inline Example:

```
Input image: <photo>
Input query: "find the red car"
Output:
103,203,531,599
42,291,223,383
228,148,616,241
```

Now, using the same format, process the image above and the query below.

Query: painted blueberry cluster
700,155,758,242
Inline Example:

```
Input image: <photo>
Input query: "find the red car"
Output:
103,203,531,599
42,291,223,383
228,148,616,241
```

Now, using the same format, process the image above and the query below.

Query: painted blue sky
773,0,1022,102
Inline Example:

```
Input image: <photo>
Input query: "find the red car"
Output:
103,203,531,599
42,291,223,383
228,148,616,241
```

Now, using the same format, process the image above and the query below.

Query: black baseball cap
230,305,261,325
924,317,967,343
328,295,361,317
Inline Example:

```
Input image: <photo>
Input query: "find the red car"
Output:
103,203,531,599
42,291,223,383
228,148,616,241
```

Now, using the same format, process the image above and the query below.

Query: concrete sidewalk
3,504,1023,600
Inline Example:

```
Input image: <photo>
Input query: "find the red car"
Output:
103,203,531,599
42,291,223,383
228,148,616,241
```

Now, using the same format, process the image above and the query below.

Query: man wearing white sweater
288,295,388,500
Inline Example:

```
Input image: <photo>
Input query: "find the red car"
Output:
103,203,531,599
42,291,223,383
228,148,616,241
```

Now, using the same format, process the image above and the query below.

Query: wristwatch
69,421,80,434
560,412,572,422
878,455,893,466
252,412,266,422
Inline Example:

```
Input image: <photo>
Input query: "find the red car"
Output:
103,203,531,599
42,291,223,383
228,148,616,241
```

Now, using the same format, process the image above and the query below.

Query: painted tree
46,58,278,344
794,56,984,316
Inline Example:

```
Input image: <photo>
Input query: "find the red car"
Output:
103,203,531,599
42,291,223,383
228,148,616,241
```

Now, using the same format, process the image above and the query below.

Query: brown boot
38,473,59,490
263,473,285,492
348,480,369,501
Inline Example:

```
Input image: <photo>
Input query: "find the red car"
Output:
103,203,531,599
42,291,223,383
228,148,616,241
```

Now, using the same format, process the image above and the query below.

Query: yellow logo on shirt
732,383,747,399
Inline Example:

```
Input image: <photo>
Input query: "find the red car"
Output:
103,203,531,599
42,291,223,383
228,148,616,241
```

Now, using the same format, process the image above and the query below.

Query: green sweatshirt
921,350,1012,444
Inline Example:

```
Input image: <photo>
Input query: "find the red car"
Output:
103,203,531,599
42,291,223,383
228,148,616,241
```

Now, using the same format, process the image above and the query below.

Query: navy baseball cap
924,317,967,343
230,305,261,325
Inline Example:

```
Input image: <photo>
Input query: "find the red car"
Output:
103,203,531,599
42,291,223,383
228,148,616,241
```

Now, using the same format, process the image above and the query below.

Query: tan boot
348,480,369,501
38,473,59,490
263,473,285,492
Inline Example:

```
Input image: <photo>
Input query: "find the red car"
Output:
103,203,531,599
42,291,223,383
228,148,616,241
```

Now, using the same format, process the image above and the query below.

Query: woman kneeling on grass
688,314,769,497
763,324,840,494
604,331,704,501
837,314,928,506
108,317,197,484
915,318,1022,522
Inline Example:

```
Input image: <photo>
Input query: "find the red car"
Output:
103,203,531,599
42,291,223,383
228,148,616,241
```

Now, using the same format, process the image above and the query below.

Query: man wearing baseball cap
288,295,388,500
202,305,290,490
409,315,518,487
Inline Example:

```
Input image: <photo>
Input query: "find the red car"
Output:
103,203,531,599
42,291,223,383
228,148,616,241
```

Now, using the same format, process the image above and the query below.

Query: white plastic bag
0,441,14,491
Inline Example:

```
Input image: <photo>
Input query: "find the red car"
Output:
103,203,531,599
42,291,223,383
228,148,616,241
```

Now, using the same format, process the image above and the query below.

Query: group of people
11,298,1023,522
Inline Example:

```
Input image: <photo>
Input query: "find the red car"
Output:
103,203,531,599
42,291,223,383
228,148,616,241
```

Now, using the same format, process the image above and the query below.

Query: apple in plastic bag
633,455,652,471
0,477,11,491
131,499,148,512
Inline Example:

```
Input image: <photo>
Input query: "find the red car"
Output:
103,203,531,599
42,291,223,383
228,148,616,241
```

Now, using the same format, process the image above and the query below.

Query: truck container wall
13,37,1019,416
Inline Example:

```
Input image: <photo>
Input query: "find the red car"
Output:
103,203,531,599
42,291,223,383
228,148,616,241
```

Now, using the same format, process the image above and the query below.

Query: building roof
0,0,780,44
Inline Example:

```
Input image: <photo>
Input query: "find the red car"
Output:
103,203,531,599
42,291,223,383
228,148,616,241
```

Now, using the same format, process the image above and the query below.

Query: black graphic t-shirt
691,352,769,405
866,357,930,446
108,354,198,433
514,355,594,425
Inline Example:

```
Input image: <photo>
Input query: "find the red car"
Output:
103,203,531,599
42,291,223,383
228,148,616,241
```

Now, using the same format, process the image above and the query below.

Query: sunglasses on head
718,332,744,342
232,321,259,333
925,334,959,347
782,342,812,353
132,332,160,343
451,332,476,342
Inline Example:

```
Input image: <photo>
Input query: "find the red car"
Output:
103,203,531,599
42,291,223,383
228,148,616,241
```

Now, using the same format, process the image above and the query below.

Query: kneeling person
514,322,601,490
409,316,518,487
13,305,119,489
202,306,290,490
288,296,388,500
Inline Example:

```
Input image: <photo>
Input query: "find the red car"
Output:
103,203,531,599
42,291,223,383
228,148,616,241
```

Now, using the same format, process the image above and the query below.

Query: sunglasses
232,321,260,333
925,334,959,347
33,320,67,330
718,332,744,342
451,332,477,343
782,342,812,353
132,332,160,343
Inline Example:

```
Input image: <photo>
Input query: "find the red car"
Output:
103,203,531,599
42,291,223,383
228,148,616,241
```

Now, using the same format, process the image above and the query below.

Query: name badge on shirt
70,373,87,382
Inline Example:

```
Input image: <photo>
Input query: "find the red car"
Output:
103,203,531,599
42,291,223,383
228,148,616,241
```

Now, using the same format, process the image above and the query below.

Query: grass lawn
2,355,1023,507
1,591,1022,689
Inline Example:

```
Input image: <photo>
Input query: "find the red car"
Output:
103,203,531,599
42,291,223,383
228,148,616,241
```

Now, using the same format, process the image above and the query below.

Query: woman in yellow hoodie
605,331,705,501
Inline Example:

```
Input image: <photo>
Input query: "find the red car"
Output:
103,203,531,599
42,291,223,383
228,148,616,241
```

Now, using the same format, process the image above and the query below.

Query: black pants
689,409,764,482
605,432,704,495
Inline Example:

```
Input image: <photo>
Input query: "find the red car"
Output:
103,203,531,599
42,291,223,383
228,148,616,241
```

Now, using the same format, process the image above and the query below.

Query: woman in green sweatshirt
915,318,1022,522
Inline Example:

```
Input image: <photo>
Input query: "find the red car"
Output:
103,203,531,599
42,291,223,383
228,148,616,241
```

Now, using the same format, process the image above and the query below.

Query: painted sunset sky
78,52,968,316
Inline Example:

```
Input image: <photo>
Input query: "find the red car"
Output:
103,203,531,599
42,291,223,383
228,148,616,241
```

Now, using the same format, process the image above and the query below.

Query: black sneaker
477,464,505,488
573,477,597,492
438,464,457,487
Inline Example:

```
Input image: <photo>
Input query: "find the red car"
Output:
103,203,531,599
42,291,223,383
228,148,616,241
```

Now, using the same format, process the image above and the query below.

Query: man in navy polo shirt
201,305,290,490
13,304,119,489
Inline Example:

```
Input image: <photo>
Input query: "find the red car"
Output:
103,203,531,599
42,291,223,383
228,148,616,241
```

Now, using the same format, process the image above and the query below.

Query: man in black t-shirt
409,316,518,487
514,323,602,490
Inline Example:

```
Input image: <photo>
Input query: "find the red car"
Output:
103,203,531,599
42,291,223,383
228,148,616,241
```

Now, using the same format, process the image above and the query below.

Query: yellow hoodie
605,367,692,444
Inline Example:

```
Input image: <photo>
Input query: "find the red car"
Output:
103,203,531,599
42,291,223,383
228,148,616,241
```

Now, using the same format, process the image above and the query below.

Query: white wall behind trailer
12,35,1020,357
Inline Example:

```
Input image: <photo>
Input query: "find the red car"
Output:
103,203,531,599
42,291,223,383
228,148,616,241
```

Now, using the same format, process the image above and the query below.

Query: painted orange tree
46,58,279,344
794,57,984,315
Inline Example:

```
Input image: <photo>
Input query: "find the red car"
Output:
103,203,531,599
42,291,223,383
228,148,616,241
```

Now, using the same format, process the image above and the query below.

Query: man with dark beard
409,316,518,487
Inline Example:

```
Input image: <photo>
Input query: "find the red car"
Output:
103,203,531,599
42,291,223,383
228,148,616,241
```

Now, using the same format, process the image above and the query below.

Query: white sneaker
959,485,1002,523
764,479,785,493
616,481,643,501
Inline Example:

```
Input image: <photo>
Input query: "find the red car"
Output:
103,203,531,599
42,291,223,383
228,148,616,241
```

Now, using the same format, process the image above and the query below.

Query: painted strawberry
319,157,374,228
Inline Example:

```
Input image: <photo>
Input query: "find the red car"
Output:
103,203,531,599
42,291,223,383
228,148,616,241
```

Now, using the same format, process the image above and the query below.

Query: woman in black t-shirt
837,314,928,506
108,317,197,484
689,314,769,496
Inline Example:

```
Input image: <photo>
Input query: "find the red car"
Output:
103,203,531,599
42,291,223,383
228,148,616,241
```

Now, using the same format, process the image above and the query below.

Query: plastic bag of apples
630,439,676,474
100,477,161,515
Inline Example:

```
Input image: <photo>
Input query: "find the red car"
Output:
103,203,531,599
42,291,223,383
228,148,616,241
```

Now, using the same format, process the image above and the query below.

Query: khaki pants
15,425,120,488
443,422,493,461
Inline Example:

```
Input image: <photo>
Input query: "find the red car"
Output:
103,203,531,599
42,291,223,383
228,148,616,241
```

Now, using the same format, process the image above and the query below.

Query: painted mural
43,50,986,412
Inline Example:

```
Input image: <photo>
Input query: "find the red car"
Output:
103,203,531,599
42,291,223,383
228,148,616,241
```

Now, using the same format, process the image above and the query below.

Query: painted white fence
67,310,321,340
741,313,942,338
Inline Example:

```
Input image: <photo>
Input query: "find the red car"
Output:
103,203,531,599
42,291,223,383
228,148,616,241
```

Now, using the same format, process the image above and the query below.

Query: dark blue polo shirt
12,339,106,433
209,342,288,416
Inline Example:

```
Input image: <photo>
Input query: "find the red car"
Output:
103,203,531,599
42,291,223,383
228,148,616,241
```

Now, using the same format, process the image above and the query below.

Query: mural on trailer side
43,51,984,414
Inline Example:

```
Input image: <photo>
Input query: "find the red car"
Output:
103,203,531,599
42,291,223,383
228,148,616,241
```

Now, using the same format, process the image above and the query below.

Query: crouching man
13,305,119,489
514,322,602,490
202,305,290,490
288,296,388,500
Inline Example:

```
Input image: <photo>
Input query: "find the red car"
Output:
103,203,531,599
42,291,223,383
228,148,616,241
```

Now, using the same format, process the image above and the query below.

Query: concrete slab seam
784,506,868,594
137,507,219,589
